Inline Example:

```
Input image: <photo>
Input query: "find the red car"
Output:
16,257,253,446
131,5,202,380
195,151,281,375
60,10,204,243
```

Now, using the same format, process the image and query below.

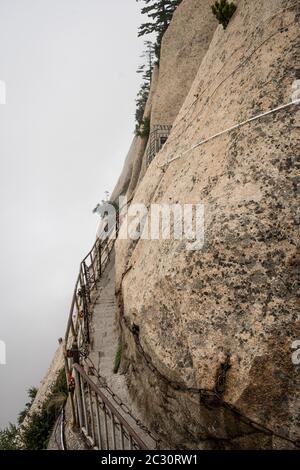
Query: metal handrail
73,363,149,450
63,215,119,442
145,124,172,166
64,221,117,349
62,208,152,450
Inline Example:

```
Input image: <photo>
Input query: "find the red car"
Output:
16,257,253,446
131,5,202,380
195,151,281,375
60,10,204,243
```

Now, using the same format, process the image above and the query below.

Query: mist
0,0,143,427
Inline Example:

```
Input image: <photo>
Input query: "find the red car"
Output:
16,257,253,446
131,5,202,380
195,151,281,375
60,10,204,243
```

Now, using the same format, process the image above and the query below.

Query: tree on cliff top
135,41,155,136
137,0,182,60
137,40,155,85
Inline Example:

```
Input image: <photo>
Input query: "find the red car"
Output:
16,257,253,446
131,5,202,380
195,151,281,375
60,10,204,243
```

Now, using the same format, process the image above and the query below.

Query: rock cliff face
150,0,218,127
111,0,217,202
115,0,300,449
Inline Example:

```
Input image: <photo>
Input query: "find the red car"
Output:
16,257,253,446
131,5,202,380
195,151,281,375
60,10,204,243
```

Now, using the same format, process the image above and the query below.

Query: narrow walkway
48,399,87,450
89,251,118,386
85,250,155,449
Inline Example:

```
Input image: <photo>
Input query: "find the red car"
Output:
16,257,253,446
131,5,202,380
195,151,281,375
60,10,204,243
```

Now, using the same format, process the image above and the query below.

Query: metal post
80,285,90,346
120,424,125,450
83,261,91,303
111,415,116,450
80,375,88,432
74,368,84,429
95,397,103,449
62,339,77,427
90,252,96,287
103,405,109,450
98,241,102,278
88,384,96,446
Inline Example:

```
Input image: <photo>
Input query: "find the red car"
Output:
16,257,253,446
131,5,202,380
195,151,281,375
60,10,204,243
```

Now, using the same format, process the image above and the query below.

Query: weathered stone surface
111,0,217,200
111,136,138,202
151,0,218,127
116,0,300,449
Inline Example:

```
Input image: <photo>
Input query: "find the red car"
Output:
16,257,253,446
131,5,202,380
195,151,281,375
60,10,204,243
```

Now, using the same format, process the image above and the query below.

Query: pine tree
136,40,155,85
211,0,237,29
137,0,182,60
135,41,155,136
0,424,19,450
18,386,38,425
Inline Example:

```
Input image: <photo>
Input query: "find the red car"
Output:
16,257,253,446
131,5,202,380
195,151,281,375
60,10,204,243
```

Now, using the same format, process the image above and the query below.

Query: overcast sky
0,0,144,427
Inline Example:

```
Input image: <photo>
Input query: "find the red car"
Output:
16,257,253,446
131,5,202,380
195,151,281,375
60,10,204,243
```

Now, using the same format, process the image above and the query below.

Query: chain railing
83,355,160,448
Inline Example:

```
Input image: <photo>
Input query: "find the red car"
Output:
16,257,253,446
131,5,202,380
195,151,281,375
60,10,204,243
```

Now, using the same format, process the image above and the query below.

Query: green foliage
135,41,155,134
135,116,151,138
18,386,38,425
0,369,67,450
46,369,68,414
135,82,150,129
211,0,237,29
134,2,181,133
0,424,19,450
113,345,122,374
137,40,155,83
21,369,67,450
137,0,182,61
21,409,56,450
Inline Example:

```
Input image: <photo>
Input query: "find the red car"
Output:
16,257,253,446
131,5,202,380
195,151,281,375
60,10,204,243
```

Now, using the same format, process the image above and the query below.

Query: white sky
0,0,145,427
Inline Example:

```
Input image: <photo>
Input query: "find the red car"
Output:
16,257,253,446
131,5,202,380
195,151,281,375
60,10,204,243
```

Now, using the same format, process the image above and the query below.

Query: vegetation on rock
17,387,38,425
113,344,122,374
137,0,182,61
211,0,237,29
134,1,182,134
136,116,151,138
0,424,19,450
0,369,67,450
135,41,155,136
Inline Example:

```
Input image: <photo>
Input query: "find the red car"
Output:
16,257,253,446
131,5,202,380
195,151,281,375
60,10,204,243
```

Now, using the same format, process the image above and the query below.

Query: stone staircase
88,252,138,414
62,231,157,450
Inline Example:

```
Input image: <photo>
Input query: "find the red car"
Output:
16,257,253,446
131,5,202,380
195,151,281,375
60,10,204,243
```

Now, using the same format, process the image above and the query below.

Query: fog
0,0,144,427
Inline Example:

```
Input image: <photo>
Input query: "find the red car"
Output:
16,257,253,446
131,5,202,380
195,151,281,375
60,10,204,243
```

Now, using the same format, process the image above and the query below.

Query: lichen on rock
115,0,300,449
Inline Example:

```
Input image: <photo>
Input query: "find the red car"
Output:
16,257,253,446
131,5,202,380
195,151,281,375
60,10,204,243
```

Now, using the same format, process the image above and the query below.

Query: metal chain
119,316,300,448
80,353,161,447
164,0,300,148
